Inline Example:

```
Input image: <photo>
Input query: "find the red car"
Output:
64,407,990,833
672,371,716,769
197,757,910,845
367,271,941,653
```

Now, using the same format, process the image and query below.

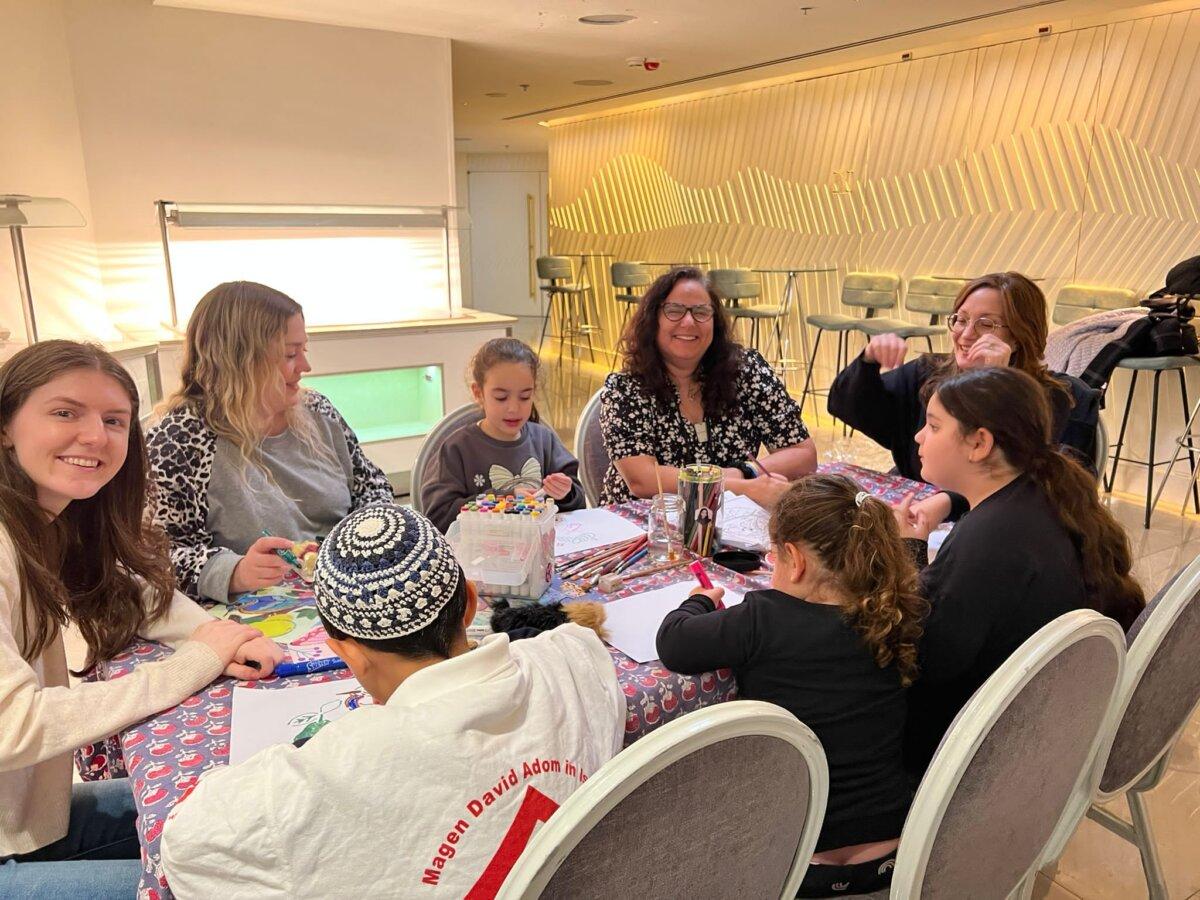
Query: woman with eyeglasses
828,272,1100,522
598,267,817,505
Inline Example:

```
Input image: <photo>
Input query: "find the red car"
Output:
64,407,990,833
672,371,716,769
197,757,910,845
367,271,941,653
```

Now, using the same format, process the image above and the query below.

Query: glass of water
647,493,681,562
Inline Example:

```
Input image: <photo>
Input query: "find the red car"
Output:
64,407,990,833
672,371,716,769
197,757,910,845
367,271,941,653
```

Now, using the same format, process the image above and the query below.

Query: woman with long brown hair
897,365,1143,773
0,341,280,897
829,272,1101,521
599,267,817,506
657,474,927,897
148,281,394,601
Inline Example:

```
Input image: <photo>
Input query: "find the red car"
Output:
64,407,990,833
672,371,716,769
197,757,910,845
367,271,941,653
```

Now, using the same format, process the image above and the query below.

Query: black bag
1079,294,1199,390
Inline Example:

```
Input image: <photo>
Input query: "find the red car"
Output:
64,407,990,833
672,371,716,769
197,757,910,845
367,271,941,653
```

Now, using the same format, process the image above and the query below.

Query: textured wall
548,9,1200,379
548,7,1200,505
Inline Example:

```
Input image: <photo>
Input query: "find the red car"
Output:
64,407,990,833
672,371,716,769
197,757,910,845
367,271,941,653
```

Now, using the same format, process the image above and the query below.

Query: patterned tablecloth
98,462,928,899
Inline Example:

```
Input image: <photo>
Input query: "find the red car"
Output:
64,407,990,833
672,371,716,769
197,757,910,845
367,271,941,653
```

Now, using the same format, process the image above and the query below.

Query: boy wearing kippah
161,505,624,898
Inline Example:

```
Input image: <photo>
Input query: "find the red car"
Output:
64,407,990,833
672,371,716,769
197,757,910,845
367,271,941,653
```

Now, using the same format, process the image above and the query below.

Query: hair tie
855,491,869,507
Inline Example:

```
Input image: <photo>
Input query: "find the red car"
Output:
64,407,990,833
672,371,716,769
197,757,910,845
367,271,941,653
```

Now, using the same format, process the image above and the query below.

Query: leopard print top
147,390,393,599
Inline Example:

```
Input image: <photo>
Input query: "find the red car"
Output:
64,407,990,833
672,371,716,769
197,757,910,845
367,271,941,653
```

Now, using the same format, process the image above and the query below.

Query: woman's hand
962,334,1013,369
230,536,295,594
225,634,285,681
541,472,573,501
689,586,726,609
735,472,792,510
863,334,909,370
892,492,933,542
188,620,263,668
720,467,746,484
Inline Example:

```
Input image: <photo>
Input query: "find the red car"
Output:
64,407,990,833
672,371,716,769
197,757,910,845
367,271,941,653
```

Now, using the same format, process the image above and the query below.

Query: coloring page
554,508,644,556
229,678,374,765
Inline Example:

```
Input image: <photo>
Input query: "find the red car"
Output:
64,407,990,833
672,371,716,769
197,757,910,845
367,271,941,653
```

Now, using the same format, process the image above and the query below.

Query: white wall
0,0,458,341
0,0,109,343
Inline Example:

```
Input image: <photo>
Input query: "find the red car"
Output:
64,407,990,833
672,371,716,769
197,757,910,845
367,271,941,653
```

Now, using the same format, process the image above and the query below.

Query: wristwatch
735,461,759,479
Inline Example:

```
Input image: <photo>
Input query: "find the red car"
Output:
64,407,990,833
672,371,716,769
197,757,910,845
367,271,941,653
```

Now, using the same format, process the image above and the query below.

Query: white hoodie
161,624,624,899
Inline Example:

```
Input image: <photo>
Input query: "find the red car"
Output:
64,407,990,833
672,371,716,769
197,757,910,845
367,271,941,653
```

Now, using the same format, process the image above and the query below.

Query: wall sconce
1,194,86,343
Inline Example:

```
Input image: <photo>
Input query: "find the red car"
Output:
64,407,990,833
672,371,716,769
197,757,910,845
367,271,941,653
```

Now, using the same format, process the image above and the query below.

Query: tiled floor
542,351,1200,900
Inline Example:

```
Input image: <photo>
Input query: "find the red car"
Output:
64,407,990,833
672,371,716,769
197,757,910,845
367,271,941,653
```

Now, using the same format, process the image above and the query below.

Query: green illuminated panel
303,366,444,443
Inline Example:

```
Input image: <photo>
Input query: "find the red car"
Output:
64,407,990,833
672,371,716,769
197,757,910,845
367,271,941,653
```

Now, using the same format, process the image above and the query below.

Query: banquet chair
574,388,608,507
410,403,481,514
496,701,828,900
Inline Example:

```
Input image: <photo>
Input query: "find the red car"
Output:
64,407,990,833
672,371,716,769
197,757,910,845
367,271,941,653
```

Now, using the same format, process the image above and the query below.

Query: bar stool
610,261,653,338
709,268,766,347
799,272,900,419
1052,284,1138,325
536,255,596,363
854,275,962,351
1104,355,1200,528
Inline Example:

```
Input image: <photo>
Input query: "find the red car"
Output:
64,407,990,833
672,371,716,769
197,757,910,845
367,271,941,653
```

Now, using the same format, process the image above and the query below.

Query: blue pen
274,656,349,678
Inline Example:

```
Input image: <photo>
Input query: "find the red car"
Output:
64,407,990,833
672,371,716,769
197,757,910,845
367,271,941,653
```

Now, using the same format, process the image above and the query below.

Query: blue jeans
0,779,141,899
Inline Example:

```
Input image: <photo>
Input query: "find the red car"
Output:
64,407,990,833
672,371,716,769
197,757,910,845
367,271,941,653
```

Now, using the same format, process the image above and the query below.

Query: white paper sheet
718,491,771,552
602,581,746,664
229,678,374,765
554,507,645,556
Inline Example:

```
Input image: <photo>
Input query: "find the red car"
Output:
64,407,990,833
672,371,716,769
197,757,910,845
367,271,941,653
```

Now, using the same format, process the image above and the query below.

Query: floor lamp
1,194,86,344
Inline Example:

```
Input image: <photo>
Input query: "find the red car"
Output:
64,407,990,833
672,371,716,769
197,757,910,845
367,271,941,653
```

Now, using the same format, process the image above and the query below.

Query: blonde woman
148,282,393,602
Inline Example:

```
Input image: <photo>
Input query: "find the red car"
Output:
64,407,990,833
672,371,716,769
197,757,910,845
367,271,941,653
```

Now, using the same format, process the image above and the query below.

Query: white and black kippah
314,504,462,640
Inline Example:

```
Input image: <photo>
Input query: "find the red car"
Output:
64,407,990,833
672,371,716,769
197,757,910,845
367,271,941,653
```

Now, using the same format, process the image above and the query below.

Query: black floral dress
599,348,811,504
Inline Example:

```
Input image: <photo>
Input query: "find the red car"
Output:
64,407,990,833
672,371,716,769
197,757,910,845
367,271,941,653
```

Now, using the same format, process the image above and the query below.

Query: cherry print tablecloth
99,462,928,899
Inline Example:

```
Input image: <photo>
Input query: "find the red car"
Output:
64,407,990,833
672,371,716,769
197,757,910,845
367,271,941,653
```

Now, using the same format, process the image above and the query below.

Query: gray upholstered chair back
893,611,1125,898
1098,551,1200,795
842,272,900,310
906,276,964,316
497,702,828,900
1052,284,1138,325
708,268,761,302
611,261,653,290
537,255,575,282
574,388,608,507
410,403,482,514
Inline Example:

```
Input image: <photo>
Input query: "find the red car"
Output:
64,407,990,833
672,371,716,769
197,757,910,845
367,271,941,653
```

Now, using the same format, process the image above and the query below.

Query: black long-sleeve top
656,590,911,851
828,353,1100,486
903,474,1089,774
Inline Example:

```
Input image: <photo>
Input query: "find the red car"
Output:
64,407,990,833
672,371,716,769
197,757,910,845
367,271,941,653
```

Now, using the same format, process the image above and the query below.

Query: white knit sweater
0,525,223,857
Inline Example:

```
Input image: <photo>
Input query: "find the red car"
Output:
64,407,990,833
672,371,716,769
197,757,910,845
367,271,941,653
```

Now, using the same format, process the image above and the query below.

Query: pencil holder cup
647,493,681,563
678,464,724,557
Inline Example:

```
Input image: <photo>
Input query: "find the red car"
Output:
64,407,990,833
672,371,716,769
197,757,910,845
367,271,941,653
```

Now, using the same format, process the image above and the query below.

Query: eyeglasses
947,313,1009,335
661,302,715,324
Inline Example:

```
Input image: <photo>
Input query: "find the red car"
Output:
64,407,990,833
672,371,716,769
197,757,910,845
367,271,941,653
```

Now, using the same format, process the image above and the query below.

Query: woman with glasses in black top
599,267,817,505
828,272,1099,523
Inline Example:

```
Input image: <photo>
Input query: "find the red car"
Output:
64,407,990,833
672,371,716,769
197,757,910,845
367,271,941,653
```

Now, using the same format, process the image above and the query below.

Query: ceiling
158,0,1156,153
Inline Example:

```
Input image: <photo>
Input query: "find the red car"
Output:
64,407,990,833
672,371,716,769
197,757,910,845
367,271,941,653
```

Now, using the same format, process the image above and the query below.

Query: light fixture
155,201,470,328
537,121,550,128
578,13,637,24
573,79,614,86
1,194,85,343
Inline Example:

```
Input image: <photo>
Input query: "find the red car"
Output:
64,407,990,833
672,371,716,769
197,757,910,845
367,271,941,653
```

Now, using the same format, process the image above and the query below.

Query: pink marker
689,560,723,609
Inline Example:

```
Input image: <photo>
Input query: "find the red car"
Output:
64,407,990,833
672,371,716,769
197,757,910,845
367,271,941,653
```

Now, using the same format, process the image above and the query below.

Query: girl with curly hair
657,474,927,897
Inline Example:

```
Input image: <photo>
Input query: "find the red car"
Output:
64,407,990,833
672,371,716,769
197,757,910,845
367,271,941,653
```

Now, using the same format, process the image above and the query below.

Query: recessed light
578,13,637,24
484,91,507,98
574,79,615,86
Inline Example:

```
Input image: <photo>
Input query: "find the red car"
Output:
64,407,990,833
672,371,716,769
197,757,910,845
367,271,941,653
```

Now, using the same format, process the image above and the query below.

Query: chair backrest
1053,284,1138,326
1097,550,1200,795
892,610,1125,898
1093,417,1108,480
537,255,575,282
842,272,900,311
906,276,964,317
497,701,828,900
708,268,761,301
573,388,608,507
410,403,482,514
610,261,653,290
